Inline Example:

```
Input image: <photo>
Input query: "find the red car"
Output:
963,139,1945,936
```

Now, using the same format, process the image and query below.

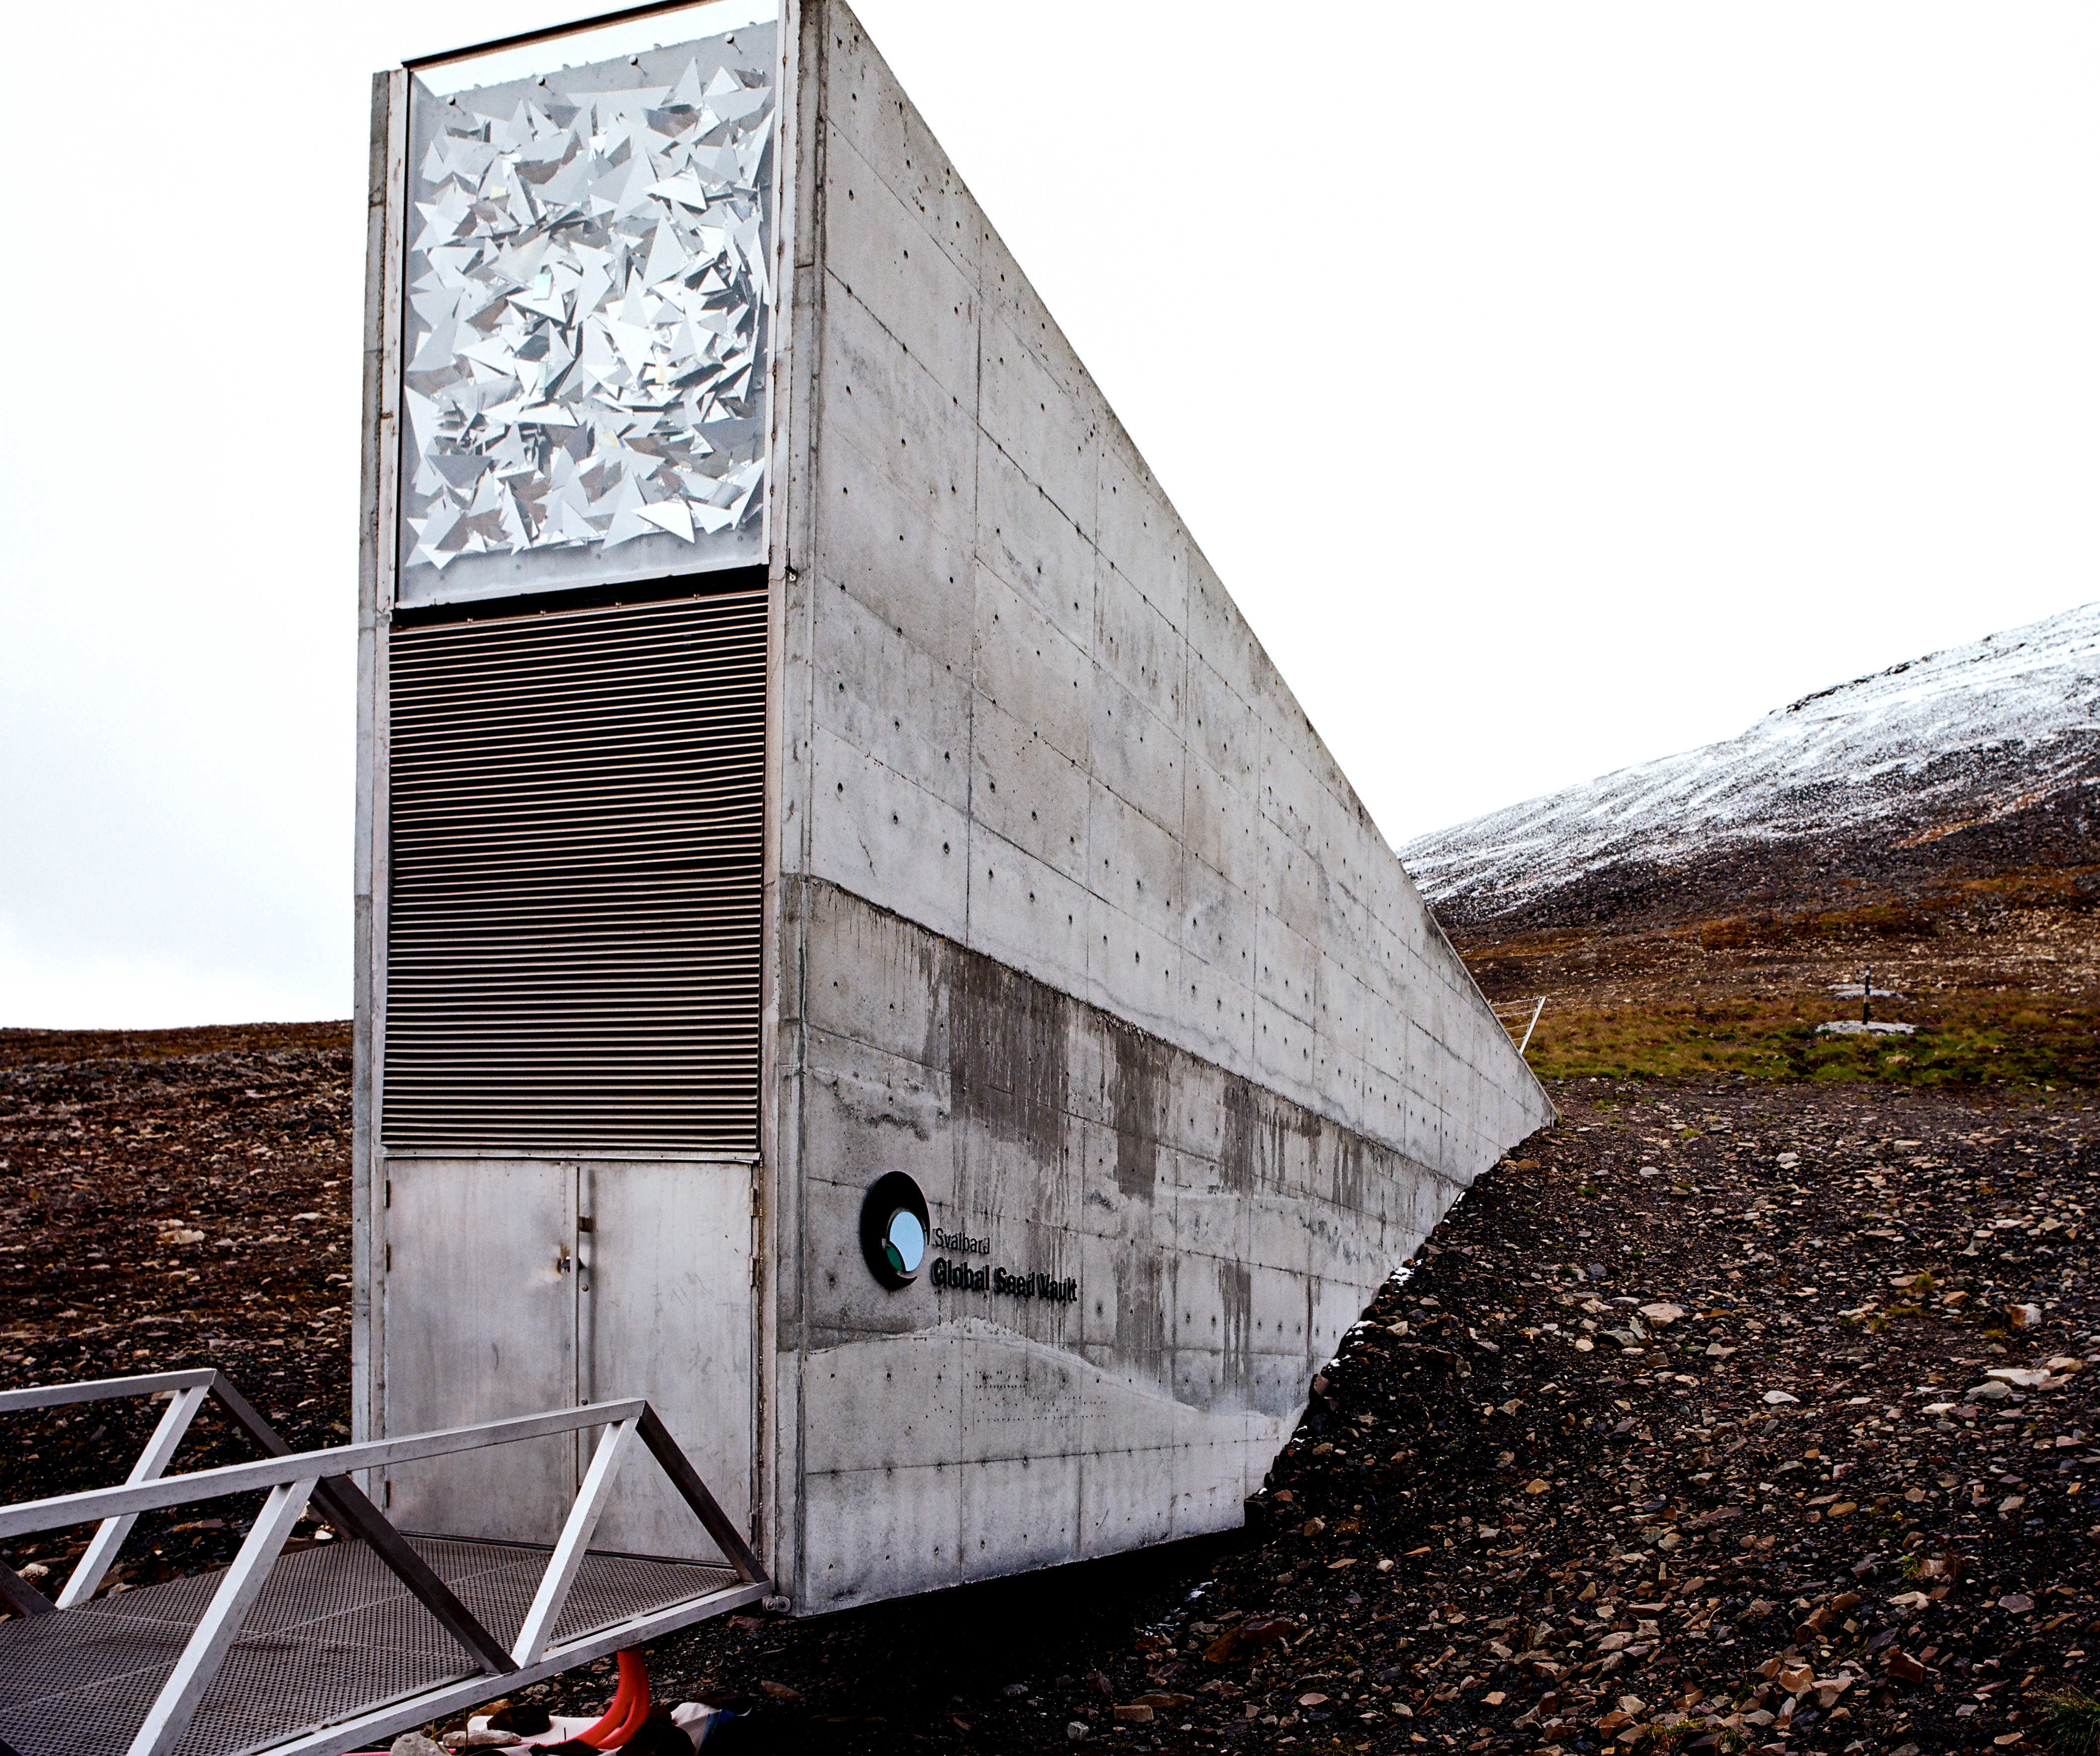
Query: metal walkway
0,1371,768,1756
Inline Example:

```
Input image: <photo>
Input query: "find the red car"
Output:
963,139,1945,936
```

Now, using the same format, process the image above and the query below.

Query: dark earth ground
4,1025,2097,1755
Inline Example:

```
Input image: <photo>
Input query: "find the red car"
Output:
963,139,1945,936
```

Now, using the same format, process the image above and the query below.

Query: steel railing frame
0,1371,767,1756
1490,996,1547,1057
0,1368,520,1671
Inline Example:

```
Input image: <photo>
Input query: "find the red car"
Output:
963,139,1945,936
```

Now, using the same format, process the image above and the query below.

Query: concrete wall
776,879,1482,1608
762,0,1553,1609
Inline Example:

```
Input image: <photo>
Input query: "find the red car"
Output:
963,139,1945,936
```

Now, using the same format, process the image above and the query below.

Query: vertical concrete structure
355,0,1551,1618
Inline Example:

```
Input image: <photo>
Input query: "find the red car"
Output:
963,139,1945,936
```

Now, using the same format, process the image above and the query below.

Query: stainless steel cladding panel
381,589,767,1154
382,1158,579,1540
581,1158,757,1557
382,1155,756,1564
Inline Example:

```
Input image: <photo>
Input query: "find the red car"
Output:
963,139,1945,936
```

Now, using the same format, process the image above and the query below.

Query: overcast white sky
3,1,2095,1027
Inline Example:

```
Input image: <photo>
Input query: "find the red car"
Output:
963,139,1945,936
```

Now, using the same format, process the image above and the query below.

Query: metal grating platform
1,1374,768,1756
0,1536,740,1756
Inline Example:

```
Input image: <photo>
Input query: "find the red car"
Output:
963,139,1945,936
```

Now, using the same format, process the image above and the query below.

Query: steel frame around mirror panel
398,11,777,607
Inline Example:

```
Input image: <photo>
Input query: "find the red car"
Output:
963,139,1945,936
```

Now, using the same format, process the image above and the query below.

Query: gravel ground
4,1028,2097,1756
0,1024,354,1580
507,1079,2099,1756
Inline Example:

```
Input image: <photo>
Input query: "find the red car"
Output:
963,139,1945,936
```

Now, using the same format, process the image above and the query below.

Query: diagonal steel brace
206,1376,516,1676
58,1383,211,1608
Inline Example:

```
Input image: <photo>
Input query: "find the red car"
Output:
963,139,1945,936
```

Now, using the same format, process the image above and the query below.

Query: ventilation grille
382,591,766,1153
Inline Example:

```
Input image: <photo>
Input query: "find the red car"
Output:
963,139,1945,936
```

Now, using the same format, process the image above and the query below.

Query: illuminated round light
859,1172,930,1289
882,1207,926,1276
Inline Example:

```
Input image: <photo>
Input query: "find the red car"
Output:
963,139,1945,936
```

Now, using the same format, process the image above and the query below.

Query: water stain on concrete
1115,1245,1165,1374
947,942,1069,1148
1218,1257,1252,1395
1106,1018,1163,1200
1220,1071,1320,1196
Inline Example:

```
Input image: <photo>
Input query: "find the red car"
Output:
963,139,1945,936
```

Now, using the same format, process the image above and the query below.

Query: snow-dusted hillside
1402,601,2100,920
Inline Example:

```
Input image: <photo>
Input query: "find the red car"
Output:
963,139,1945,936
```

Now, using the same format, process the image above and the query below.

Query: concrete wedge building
354,0,1553,1614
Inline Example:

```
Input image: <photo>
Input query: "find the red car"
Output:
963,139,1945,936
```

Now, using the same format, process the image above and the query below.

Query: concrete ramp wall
763,0,1552,1609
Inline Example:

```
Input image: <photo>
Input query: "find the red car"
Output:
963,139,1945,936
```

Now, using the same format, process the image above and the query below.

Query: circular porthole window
882,1207,926,1277
859,1172,930,1289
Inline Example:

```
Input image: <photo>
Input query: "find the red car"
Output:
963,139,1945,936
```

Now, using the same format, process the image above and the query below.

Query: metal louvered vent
382,590,766,1153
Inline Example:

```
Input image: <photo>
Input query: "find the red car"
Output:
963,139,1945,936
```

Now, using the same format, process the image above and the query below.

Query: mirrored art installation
400,22,776,603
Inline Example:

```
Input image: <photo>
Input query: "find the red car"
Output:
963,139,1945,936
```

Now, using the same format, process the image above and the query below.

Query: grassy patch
1516,991,2100,1087
2044,1689,2100,1756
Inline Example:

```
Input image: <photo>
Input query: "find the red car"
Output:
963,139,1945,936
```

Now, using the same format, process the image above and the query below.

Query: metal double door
381,1157,755,1563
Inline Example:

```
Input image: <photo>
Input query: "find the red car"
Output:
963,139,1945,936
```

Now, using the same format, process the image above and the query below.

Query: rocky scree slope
4,1027,2100,1756
511,1083,2100,1756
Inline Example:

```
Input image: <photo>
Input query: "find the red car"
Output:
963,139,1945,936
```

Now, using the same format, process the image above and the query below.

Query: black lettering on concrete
933,1258,1076,1302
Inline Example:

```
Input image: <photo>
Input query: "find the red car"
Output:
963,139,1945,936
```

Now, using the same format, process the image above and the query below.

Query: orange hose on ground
578,1649,650,1749
602,1655,652,1749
